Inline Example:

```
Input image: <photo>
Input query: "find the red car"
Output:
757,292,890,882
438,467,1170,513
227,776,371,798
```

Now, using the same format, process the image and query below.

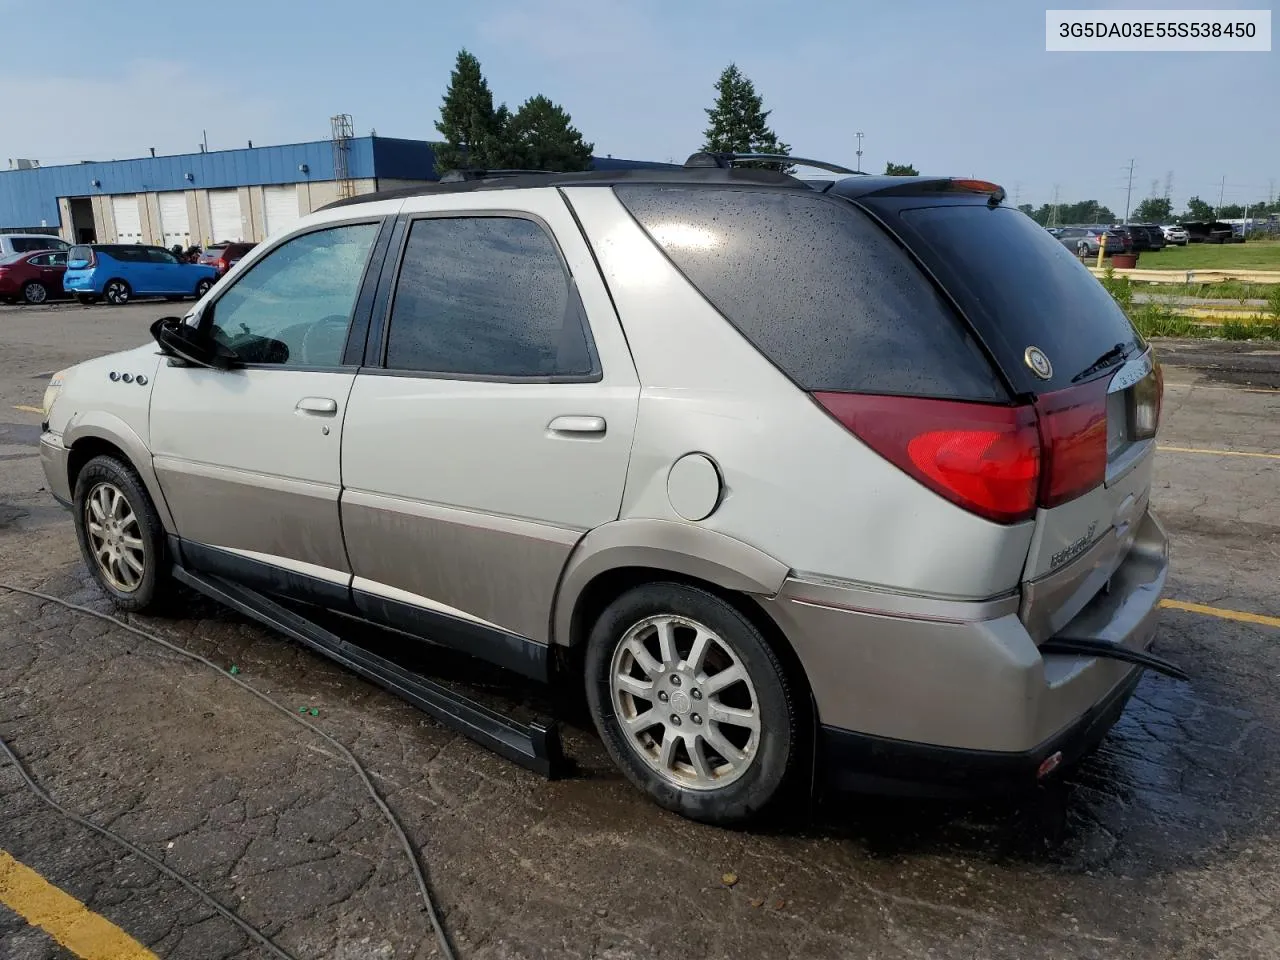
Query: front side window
384,216,596,378
208,222,378,367
147,248,180,264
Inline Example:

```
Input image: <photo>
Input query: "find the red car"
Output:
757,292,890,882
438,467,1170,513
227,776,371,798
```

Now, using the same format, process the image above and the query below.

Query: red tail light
813,383,1111,525
1034,379,1108,508
812,393,1040,524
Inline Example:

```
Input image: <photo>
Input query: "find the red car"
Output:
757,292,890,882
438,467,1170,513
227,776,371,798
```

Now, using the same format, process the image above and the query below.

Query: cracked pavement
1,305,1278,959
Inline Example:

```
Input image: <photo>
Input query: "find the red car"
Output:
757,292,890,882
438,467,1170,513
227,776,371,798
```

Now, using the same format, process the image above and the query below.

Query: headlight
42,370,66,418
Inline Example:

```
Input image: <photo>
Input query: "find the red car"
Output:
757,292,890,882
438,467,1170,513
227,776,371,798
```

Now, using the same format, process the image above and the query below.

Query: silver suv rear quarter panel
562,186,1035,601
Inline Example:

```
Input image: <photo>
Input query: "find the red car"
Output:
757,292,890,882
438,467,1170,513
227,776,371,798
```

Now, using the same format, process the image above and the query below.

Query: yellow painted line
1158,444,1280,460
13,404,43,415
1161,599,1280,629
0,849,159,960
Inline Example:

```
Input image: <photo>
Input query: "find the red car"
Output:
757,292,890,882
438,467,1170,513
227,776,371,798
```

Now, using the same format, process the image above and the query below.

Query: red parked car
0,249,69,304
197,241,257,278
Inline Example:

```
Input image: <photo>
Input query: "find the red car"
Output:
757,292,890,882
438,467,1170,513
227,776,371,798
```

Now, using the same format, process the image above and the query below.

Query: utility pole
855,132,864,173
1123,158,1135,223
1217,174,1226,215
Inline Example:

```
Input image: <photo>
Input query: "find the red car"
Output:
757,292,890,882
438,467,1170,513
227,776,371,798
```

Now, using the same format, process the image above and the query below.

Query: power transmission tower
1050,184,1060,227
1013,183,1021,206
1149,179,1160,201
1163,171,1173,201
1123,158,1135,223
1269,179,1276,206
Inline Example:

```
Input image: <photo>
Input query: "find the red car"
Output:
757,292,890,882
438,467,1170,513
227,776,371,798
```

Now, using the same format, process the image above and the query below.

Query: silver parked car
1161,224,1189,245
40,159,1172,824
1054,225,1127,257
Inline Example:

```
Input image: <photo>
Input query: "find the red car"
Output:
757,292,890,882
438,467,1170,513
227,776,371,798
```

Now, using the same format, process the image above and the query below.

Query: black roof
319,168,973,212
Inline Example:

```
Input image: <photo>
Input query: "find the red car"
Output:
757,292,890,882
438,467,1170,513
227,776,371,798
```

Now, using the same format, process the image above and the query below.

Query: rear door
867,197,1159,638
340,190,640,646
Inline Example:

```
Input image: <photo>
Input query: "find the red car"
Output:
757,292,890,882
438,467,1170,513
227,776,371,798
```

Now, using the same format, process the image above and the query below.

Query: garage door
158,192,190,247
111,195,142,243
263,185,300,237
208,189,242,243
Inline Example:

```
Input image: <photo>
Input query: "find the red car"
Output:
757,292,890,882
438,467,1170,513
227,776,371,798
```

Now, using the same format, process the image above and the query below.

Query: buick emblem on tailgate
1024,345,1053,380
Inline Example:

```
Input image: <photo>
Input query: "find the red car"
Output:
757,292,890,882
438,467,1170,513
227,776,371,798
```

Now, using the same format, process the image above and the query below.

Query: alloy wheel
84,482,146,592
23,283,47,304
609,614,761,791
105,281,129,305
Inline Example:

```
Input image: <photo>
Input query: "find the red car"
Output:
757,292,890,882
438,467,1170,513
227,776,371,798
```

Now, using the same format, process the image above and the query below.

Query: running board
172,566,568,778
1040,636,1190,681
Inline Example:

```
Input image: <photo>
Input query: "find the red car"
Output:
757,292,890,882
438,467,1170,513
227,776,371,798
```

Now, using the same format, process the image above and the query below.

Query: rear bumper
820,667,1142,798
759,509,1169,796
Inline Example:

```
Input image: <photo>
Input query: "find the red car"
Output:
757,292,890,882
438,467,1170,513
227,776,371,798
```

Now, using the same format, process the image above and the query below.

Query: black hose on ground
0,582,457,960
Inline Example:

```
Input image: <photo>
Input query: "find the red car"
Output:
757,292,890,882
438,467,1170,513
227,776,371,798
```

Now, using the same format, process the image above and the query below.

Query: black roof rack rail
683,152,866,175
438,168,559,183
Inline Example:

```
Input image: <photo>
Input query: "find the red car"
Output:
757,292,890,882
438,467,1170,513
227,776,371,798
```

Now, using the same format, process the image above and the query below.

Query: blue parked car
63,244,218,306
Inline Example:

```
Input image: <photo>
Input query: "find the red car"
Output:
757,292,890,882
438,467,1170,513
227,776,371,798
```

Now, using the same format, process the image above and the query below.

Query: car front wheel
585,582,799,825
22,281,48,305
72,455,172,612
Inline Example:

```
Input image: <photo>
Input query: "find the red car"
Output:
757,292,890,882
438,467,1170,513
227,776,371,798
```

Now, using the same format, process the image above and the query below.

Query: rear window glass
614,186,1004,401
68,245,93,264
891,204,1143,394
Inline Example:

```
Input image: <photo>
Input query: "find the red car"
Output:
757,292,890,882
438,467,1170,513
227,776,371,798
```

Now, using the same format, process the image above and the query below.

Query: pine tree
434,49,510,173
884,162,918,176
702,64,790,169
508,95,594,172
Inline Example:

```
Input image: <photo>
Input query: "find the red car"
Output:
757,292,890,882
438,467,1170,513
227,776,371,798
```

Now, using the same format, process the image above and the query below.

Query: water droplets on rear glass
616,186,1003,400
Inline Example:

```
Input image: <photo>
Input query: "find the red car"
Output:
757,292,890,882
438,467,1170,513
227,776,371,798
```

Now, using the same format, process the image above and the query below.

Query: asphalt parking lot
1,300,1278,960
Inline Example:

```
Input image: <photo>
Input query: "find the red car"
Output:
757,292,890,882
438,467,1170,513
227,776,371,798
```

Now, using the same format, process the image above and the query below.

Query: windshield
873,201,1144,395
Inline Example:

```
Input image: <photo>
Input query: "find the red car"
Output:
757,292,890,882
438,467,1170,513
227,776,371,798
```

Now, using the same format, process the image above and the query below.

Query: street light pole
855,132,864,173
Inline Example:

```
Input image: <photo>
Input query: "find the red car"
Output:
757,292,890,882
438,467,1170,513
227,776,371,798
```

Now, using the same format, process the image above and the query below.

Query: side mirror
150,316,238,370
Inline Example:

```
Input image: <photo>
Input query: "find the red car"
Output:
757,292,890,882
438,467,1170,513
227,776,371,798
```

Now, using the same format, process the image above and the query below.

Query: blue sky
2,0,1275,214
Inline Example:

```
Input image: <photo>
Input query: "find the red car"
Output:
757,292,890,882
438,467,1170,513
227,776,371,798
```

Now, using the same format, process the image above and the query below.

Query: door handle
296,397,338,416
548,415,606,435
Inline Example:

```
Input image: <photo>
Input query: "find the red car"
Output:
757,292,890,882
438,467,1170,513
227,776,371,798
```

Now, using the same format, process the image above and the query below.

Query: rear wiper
1072,342,1129,382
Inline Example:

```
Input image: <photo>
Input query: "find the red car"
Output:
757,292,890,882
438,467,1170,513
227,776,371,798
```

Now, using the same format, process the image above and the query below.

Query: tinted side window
384,216,596,379
208,223,378,367
615,186,1003,400
146,248,179,264
13,238,53,252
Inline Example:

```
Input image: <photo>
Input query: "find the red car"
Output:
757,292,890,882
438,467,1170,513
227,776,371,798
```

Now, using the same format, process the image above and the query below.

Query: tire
103,279,131,305
72,455,173,613
194,278,213,299
22,281,48,305
77,294,98,305
585,582,798,825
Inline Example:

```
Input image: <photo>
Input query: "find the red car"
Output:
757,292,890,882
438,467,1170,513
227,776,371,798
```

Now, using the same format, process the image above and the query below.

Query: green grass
1135,280,1280,301
1128,239,1280,271
1096,264,1280,340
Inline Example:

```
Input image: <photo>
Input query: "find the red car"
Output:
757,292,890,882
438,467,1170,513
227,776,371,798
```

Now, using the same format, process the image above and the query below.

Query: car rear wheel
21,281,48,305
72,455,172,612
585,582,798,825
194,278,213,298
103,279,131,305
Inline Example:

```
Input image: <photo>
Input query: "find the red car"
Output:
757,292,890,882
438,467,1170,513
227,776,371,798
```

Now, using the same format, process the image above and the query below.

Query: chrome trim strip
351,576,510,633
342,488,583,545
782,576,1020,623
218,547,351,585
152,455,339,500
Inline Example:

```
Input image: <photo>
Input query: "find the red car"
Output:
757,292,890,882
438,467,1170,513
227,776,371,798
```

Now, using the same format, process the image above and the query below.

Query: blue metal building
1,137,675,246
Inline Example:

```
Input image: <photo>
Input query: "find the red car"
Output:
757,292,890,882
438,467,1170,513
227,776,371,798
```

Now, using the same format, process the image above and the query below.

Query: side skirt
172,565,568,779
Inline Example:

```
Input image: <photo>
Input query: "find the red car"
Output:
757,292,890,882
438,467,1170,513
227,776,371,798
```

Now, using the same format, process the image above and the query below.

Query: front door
149,219,384,600
340,193,640,650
